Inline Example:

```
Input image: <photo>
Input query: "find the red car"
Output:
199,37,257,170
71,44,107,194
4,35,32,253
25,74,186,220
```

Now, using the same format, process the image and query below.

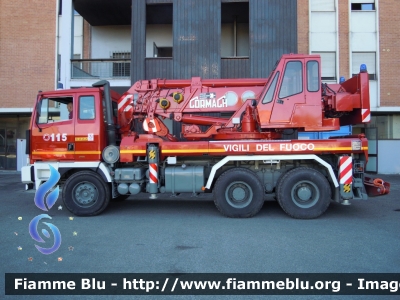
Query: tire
62,171,110,216
276,167,331,219
213,168,264,218
274,168,294,194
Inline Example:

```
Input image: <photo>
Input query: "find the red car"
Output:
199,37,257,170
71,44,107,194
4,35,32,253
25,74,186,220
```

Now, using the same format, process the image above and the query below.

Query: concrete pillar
59,0,74,89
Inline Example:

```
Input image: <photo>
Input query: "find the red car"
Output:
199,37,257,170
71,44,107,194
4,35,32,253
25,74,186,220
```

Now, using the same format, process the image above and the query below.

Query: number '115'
50,133,67,141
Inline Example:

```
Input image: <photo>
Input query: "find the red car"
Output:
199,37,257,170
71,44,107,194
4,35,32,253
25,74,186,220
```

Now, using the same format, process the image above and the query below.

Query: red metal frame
118,54,370,141
119,134,369,163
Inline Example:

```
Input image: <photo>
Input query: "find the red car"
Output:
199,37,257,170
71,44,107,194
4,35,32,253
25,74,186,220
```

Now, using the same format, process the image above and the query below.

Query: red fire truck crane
21,54,389,219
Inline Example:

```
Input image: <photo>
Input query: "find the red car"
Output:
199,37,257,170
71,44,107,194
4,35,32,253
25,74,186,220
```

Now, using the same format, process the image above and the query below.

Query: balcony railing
71,57,250,80
71,59,131,79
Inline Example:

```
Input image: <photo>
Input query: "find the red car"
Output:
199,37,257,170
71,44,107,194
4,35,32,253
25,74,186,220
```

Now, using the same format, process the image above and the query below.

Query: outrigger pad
364,177,390,196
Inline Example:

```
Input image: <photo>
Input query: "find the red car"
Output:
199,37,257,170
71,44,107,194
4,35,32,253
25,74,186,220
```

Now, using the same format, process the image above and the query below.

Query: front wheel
276,167,331,219
62,171,110,216
213,168,264,218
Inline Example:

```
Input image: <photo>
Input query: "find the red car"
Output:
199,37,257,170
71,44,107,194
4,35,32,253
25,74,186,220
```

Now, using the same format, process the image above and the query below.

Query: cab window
37,97,73,124
307,60,320,92
279,61,303,99
262,72,279,104
79,96,95,120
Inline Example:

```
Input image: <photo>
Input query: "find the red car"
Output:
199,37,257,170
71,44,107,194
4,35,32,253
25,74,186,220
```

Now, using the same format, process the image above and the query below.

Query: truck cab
28,87,120,164
256,54,328,130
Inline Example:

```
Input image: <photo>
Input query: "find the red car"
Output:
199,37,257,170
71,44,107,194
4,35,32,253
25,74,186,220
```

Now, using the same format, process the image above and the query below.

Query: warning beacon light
360,64,367,73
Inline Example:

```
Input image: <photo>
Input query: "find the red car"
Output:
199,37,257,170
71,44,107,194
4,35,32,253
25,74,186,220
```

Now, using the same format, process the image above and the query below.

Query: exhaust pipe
92,80,116,146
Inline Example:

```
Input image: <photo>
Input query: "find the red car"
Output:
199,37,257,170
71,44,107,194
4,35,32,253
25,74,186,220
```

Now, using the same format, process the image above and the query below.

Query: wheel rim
225,181,253,208
290,180,319,208
72,181,98,207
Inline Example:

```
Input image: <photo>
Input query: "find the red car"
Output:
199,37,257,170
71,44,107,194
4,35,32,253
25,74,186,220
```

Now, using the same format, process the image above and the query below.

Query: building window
310,0,335,11
221,2,249,57
368,115,400,140
153,43,172,58
310,1,336,76
112,52,131,77
146,4,173,58
312,52,336,81
351,3,375,11
0,126,17,170
352,52,376,80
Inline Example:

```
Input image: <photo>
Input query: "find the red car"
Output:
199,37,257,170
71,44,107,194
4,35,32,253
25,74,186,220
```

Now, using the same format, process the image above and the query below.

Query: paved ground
0,171,399,299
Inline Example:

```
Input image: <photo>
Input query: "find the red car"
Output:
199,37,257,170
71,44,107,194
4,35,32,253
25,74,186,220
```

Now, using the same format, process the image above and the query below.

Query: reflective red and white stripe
143,118,160,133
118,94,133,112
339,156,352,185
362,108,371,122
149,163,158,184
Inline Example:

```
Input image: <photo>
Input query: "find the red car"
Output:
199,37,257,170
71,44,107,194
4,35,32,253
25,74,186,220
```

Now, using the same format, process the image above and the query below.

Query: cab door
73,92,104,161
31,94,75,161
269,59,305,123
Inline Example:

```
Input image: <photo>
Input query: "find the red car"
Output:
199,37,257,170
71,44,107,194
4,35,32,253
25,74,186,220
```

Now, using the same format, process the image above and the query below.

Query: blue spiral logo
29,214,61,254
34,165,60,211
29,164,62,255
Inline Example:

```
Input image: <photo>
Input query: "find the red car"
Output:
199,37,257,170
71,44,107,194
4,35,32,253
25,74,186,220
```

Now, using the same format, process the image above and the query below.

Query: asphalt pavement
0,171,399,299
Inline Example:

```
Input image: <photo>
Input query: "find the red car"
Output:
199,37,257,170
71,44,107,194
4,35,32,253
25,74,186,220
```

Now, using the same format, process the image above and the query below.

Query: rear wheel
276,167,331,219
213,168,264,218
62,171,110,216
